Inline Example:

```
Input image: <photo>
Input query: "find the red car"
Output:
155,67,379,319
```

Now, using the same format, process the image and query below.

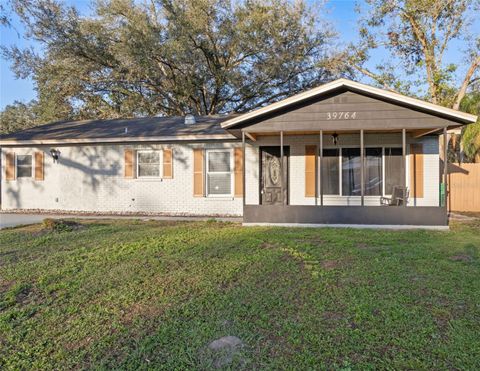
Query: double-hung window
206,149,233,196
16,155,33,178
137,151,162,178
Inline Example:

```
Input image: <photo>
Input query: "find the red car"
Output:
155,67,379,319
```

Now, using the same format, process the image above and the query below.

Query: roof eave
0,133,237,146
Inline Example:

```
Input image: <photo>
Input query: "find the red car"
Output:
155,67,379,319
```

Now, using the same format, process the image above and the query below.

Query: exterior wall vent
184,114,196,125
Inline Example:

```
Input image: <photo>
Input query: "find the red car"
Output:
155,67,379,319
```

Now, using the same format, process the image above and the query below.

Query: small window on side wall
206,149,232,196
137,151,162,178
17,155,33,178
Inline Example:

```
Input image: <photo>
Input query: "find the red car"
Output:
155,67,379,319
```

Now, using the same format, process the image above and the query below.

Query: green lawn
1,219,479,370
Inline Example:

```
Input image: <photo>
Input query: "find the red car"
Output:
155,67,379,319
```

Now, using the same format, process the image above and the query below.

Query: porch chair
380,186,409,206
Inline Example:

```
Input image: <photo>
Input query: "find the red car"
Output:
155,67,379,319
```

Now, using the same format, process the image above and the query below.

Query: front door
260,146,289,205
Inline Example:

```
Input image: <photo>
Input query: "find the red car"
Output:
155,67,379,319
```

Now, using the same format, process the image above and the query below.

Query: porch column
319,130,323,206
402,128,407,207
242,131,246,207
360,129,364,206
443,127,448,210
280,131,285,205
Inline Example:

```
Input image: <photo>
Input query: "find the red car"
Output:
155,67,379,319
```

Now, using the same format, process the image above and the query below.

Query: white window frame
16,154,33,178
136,150,163,179
205,148,234,197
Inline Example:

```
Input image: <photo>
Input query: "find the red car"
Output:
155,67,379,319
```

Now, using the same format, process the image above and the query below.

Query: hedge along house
1,79,477,227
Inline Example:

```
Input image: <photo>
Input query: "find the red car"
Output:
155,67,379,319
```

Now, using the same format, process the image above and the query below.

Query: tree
0,100,39,134
2,0,342,120
460,92,480,162
349,0,480,109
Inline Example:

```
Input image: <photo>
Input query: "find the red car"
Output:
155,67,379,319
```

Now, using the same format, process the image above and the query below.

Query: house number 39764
326,111,357,120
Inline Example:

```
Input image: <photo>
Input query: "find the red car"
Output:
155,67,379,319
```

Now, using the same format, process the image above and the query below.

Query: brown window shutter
305,145,317,197
124,149,135,178
35,151,44,181
410,143,424,198
5,152,15,180
193,149,204,197
234,147,244,197
163,148,173,179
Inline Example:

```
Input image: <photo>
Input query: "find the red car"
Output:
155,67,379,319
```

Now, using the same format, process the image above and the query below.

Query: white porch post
242,131,246,207
402,128,407,207
280,131,284,205
443,127,448,210
360,129,365,206
319,130,323,206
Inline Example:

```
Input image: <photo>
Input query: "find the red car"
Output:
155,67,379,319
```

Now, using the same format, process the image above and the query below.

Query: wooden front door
260,146,289,205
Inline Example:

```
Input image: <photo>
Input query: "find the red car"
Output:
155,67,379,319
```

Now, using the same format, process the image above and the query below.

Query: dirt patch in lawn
449,255,472,262
260,242,279,250
121,302,168,326
320,259,353,270
0,279,15,294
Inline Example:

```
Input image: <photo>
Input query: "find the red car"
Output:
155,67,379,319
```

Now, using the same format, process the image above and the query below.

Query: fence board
448,163,480,212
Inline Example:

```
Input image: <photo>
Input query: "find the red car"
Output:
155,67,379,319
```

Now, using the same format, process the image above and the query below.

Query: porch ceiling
241,127,444,140
241,120,453,134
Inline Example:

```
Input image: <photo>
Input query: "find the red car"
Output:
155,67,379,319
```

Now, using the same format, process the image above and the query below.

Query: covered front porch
239,128,449,227
220,79,476,227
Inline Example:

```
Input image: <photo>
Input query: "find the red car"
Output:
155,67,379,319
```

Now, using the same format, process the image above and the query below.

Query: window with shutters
206,149,233,197
16,155,33,178
137,151,162,178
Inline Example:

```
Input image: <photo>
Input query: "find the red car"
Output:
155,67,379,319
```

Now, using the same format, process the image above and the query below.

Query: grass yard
1,219,480,370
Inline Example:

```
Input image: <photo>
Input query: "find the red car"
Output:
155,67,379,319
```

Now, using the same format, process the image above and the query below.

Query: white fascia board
0,134,237,146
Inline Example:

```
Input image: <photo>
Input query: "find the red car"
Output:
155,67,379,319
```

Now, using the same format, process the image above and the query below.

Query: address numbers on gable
326,112,357,120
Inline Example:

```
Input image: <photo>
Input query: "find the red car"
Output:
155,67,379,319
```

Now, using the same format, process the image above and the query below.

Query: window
321,149,339,195
137,151,162,178
16,155,32,178
384,147,402,195
206,150,232,196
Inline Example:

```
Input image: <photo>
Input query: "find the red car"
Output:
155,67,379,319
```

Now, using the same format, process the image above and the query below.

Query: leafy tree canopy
460,91,480,162
2,0,343,123
0,100,40,134
348,0,480,109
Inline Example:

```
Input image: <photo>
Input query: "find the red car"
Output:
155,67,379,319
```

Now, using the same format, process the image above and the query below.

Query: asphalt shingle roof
0,115,235,142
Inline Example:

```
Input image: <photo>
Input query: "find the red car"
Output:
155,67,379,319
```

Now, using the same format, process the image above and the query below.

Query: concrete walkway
0,213,242,229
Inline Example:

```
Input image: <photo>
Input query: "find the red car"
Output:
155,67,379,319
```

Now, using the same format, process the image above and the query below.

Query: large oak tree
2,0,342,124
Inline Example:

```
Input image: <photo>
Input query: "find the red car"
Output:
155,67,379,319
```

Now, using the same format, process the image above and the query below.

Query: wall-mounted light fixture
50,148,60,162
332,133,339,146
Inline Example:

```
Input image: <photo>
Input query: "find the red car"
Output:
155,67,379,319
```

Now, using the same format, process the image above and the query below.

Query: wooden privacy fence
448,163,480,212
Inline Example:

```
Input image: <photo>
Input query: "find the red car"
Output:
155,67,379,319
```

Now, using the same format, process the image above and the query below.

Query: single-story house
1,79,477,227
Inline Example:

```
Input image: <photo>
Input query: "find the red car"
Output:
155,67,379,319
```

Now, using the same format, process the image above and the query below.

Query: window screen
364,148,382,196
385,147,403,195
342,148,361,196
137,151,161,177
207,150,232,195
321,149,340,195
17,155,32,178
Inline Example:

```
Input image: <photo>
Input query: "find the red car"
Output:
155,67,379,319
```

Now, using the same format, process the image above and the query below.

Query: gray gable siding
242,90,456,132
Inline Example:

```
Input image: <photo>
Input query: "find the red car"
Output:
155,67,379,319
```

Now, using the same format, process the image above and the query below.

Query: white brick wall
1,142,243,216
1,133,440,214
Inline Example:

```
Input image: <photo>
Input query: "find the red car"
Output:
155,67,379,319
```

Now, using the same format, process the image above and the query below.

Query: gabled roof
221,78,478,129
0,115,235,145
